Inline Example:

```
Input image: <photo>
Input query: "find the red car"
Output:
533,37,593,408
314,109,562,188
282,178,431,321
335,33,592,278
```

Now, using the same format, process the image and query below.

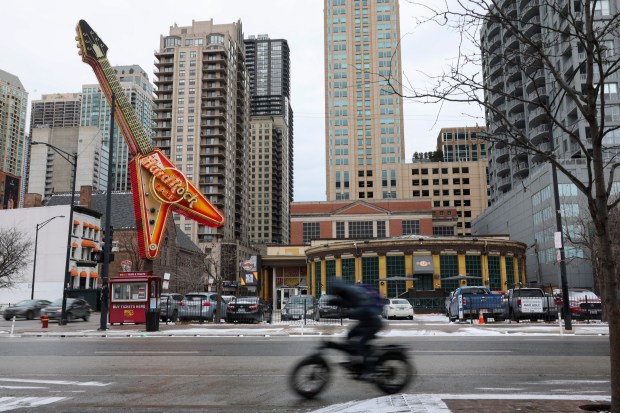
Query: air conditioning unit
111,240,120,252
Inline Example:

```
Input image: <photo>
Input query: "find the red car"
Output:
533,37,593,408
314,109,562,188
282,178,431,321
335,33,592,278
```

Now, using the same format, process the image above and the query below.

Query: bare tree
0,228,32,289
399,0,620,408
202,242,238,323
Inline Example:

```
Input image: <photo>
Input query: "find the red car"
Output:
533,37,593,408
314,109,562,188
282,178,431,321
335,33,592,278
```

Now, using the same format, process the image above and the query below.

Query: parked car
226,296,272,324
555,288,603,320
3,299,51,320
503,288,557,322
447,286,504,322
41,298,91,322
318,294,341,318
281,295,319,321
382,298,414,320
178,292,227,322
160,293,183,322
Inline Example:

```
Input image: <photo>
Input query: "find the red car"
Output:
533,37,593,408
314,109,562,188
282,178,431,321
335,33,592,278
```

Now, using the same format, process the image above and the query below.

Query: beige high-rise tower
324,0,405,201
153,20,250,249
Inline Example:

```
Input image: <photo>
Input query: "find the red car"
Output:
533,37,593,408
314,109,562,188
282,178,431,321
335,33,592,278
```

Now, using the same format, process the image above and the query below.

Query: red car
555,288,602,320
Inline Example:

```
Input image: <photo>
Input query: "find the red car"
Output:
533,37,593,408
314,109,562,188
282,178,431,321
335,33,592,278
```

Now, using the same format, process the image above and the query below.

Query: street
0,329,611,412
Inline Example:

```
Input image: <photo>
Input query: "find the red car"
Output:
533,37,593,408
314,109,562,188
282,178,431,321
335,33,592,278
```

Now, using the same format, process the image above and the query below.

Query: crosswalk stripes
0,397,66,412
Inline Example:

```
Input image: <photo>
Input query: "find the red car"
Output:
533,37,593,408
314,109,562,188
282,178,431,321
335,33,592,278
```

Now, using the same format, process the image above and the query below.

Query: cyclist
330,281,384,380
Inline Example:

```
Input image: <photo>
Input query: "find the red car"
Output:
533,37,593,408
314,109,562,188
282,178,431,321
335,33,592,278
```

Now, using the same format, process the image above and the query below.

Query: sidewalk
0,313,610,338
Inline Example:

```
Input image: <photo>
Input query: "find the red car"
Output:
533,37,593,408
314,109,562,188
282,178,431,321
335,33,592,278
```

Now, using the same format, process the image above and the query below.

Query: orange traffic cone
478,309,485,325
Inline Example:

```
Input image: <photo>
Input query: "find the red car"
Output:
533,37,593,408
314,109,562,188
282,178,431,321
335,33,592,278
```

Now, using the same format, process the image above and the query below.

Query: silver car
281,295,320,321
160,293,183,322
178,292,227,322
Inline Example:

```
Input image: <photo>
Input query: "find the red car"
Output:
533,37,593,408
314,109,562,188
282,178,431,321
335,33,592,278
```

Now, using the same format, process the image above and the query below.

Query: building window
402,220,420,235
377,221,386,238
361,256,379,289
432,226,455,236
349,221,373,238
386,255,406,297
303,222,320,243
440,255,459,291
336,221,345,239
488,256,501,290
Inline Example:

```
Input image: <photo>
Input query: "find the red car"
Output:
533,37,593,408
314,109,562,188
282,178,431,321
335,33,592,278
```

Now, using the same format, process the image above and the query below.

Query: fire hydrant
41,314,49,329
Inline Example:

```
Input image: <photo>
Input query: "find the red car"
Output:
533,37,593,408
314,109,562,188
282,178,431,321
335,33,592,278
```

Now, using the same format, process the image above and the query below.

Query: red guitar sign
75,20,225,260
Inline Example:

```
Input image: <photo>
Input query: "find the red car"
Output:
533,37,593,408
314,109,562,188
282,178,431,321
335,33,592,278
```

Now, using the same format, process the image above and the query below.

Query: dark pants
347,315,383,373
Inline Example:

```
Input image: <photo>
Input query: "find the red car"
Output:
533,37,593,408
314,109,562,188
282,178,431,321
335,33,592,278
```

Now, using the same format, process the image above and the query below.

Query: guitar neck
98,59,153,155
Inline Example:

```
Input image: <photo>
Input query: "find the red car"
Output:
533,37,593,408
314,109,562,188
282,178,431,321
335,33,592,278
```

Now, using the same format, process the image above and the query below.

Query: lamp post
550,160,572,331
31,215,65,299
31,141,77,326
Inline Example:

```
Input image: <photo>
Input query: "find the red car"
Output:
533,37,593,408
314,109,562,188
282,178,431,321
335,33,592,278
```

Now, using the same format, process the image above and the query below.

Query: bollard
41,314,49,329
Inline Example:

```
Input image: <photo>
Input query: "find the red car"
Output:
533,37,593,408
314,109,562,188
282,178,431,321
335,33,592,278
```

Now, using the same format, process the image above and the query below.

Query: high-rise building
28,125,106,198
324,0,405,201
245,35,293,245
475,1,620,289
31,93,82,130
0,68,28,178
81,65,154,191
153,20,250,250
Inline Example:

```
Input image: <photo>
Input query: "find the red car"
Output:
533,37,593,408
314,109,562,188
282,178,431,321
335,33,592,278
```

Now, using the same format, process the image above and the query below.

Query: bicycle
289,339,413,399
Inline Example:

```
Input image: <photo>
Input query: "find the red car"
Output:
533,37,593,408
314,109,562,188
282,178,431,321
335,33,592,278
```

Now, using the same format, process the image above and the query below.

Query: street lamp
31,215,65,299
30,141,77,326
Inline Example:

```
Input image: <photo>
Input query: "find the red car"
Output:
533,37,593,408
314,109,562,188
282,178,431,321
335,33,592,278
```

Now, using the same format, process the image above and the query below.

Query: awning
70,268,78,276
73,219,80,225
90,271,99,278
84,223,92,229
71,242,78,247
80,271,88,278
94,226,101,231
82,240,96,248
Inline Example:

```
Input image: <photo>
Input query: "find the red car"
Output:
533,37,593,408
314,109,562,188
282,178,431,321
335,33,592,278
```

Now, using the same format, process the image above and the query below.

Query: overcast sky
2,0,483,202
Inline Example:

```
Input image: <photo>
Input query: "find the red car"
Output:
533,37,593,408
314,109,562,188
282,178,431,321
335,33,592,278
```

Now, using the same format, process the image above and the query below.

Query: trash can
145,309,160,332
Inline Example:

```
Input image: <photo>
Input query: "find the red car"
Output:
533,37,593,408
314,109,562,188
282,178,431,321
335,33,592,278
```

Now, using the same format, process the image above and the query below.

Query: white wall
0,205,70,304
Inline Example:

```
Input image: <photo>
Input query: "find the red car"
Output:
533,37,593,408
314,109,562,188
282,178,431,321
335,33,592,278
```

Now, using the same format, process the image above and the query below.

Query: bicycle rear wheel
289,354,331,399
374,352,413,394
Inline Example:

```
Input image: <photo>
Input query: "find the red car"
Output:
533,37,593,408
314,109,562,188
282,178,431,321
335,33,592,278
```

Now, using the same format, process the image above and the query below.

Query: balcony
497,175,512,191
528,107,548,127
529,124,549,143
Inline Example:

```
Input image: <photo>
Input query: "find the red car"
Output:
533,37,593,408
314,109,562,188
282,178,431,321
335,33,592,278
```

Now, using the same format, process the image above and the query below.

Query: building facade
81,65,154,191
28,126,106,198
31,93,82,131
324,0,406,201
245,35,293,245
0,69,28,180
477,0,620,289
291,199,458,244
153,20,250,248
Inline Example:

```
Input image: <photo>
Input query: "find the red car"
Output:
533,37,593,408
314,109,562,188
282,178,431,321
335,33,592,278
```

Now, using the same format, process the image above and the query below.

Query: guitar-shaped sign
75,20,225,260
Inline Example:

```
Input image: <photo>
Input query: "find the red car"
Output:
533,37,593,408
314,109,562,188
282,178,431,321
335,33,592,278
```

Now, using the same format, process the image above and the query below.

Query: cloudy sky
2,0,482,201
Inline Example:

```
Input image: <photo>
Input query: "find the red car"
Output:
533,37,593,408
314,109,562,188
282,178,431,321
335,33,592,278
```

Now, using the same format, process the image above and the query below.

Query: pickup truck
447,286,504,322
503,288,557,322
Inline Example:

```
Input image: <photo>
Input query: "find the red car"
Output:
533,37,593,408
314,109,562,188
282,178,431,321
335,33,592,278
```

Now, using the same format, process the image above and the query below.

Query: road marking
411,350,512,353
0,378,112,387
0,397,66,412
94,351,201,354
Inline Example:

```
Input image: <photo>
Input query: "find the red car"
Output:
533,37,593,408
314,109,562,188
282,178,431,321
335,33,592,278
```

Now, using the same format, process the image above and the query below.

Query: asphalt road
0,333,610,412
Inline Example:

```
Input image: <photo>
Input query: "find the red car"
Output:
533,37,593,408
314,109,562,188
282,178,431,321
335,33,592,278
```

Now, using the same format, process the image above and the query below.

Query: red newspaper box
109,271,161,325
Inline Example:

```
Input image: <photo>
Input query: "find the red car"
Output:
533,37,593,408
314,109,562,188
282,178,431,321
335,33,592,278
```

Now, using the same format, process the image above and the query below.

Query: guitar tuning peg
75,36,79,41
78,51,83,56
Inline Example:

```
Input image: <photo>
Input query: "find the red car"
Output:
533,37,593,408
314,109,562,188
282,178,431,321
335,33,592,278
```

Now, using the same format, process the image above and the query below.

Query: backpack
358,284,384,315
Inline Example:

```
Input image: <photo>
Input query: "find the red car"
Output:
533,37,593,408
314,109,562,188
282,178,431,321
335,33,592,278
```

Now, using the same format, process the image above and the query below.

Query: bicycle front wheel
289,355,331,399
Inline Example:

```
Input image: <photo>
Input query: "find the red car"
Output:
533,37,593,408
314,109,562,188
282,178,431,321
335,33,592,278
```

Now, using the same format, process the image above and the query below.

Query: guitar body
76,19,225,260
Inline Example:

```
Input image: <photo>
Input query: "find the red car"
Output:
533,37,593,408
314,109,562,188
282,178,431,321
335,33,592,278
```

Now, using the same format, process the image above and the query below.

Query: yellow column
433,254,441,289
378,255,387,297
335,257,342,279
458,253,467,287
499,255,507,291
481,254,489,287
355,256,362,283
405,252,414,291
307,262,313,296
